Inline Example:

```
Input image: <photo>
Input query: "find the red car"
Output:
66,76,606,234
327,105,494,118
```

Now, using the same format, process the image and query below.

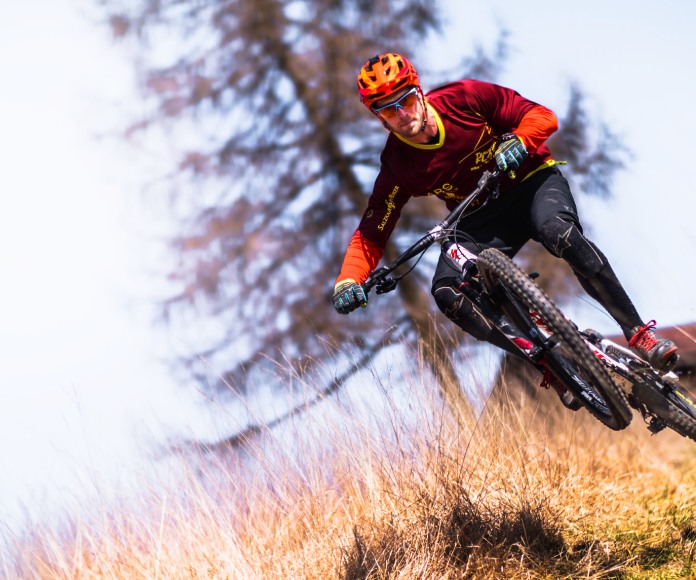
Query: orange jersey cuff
515,106,558,152
336,231,384,285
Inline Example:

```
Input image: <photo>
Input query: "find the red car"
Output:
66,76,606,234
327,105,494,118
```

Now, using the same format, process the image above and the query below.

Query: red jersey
337,79,559,285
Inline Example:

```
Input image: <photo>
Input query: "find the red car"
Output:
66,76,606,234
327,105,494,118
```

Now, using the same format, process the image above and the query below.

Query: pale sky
1,0,695,528
0,1,215,526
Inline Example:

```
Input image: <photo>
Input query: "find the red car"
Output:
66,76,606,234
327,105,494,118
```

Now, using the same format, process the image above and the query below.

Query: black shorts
432,167,581,285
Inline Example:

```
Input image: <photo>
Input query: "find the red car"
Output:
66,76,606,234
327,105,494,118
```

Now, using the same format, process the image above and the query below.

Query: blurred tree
98,0,627,440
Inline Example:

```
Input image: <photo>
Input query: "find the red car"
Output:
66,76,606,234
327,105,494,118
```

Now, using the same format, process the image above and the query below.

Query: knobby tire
477,248,632,431
632,374,696,442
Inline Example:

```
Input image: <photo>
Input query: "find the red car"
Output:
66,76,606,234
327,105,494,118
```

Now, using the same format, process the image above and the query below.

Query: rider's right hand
333,279,368,314
495,133,527,173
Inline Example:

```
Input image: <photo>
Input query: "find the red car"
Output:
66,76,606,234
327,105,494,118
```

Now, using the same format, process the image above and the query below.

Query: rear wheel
477,248,632,430
632,374,696,441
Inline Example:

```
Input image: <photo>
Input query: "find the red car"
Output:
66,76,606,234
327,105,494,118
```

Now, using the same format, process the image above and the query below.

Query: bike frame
363,169,501,294
363,168,550,367
583,332,679,385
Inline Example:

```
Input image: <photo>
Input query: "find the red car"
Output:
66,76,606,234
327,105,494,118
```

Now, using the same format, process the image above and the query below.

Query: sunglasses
372,87,420,118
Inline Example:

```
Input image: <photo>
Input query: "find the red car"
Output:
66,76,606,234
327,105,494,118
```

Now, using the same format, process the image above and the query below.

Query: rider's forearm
336,231,384,285
514,106,558,152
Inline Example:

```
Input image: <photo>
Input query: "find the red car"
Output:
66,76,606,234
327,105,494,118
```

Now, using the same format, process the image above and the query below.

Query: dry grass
3,358,696,579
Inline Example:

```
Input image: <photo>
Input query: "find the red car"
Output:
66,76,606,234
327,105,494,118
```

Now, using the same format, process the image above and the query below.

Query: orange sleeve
335,231,384,286
515,106,558,152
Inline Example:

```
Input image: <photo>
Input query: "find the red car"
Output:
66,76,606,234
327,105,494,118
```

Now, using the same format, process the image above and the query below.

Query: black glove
495,134,527,173
333,280,368,314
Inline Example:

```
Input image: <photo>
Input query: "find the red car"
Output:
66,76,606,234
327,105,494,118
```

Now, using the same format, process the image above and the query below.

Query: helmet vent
366,55,380,71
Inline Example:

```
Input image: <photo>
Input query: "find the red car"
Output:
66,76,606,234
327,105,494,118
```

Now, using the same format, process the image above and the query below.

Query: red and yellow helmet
357,53,420,110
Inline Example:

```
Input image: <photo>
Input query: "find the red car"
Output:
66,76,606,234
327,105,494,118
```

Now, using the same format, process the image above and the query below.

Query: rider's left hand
495,134,528,173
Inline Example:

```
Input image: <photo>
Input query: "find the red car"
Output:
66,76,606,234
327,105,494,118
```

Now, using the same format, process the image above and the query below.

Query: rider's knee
432,278,493,341
537,217,606,278
432,277,468,318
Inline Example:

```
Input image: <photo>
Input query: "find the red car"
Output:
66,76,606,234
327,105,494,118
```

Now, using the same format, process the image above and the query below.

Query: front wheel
477,248,632,431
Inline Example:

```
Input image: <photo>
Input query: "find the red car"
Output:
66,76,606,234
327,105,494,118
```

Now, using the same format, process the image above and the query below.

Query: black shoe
628,320,679,371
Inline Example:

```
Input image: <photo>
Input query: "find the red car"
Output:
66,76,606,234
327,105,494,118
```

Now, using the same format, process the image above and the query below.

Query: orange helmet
357,53,420,110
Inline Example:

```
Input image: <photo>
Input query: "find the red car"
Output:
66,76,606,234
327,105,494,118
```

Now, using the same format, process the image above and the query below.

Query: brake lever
375,277,398,294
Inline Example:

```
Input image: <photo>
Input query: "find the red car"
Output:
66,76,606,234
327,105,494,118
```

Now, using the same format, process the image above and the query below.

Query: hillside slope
5,370,696,579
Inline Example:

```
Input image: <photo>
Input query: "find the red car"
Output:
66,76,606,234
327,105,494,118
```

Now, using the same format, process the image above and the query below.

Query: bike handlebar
363,169,501,294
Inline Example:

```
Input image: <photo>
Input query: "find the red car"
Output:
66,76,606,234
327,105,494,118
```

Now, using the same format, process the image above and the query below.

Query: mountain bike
362,169,696,441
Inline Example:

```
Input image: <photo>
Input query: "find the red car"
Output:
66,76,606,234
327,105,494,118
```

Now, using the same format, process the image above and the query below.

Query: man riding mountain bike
332,52,679,403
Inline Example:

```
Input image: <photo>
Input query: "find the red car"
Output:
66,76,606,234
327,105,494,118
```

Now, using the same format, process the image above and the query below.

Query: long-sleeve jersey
336,79,559,285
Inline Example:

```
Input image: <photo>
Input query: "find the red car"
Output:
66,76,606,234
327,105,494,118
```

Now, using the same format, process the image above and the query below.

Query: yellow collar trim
394,103,445,149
